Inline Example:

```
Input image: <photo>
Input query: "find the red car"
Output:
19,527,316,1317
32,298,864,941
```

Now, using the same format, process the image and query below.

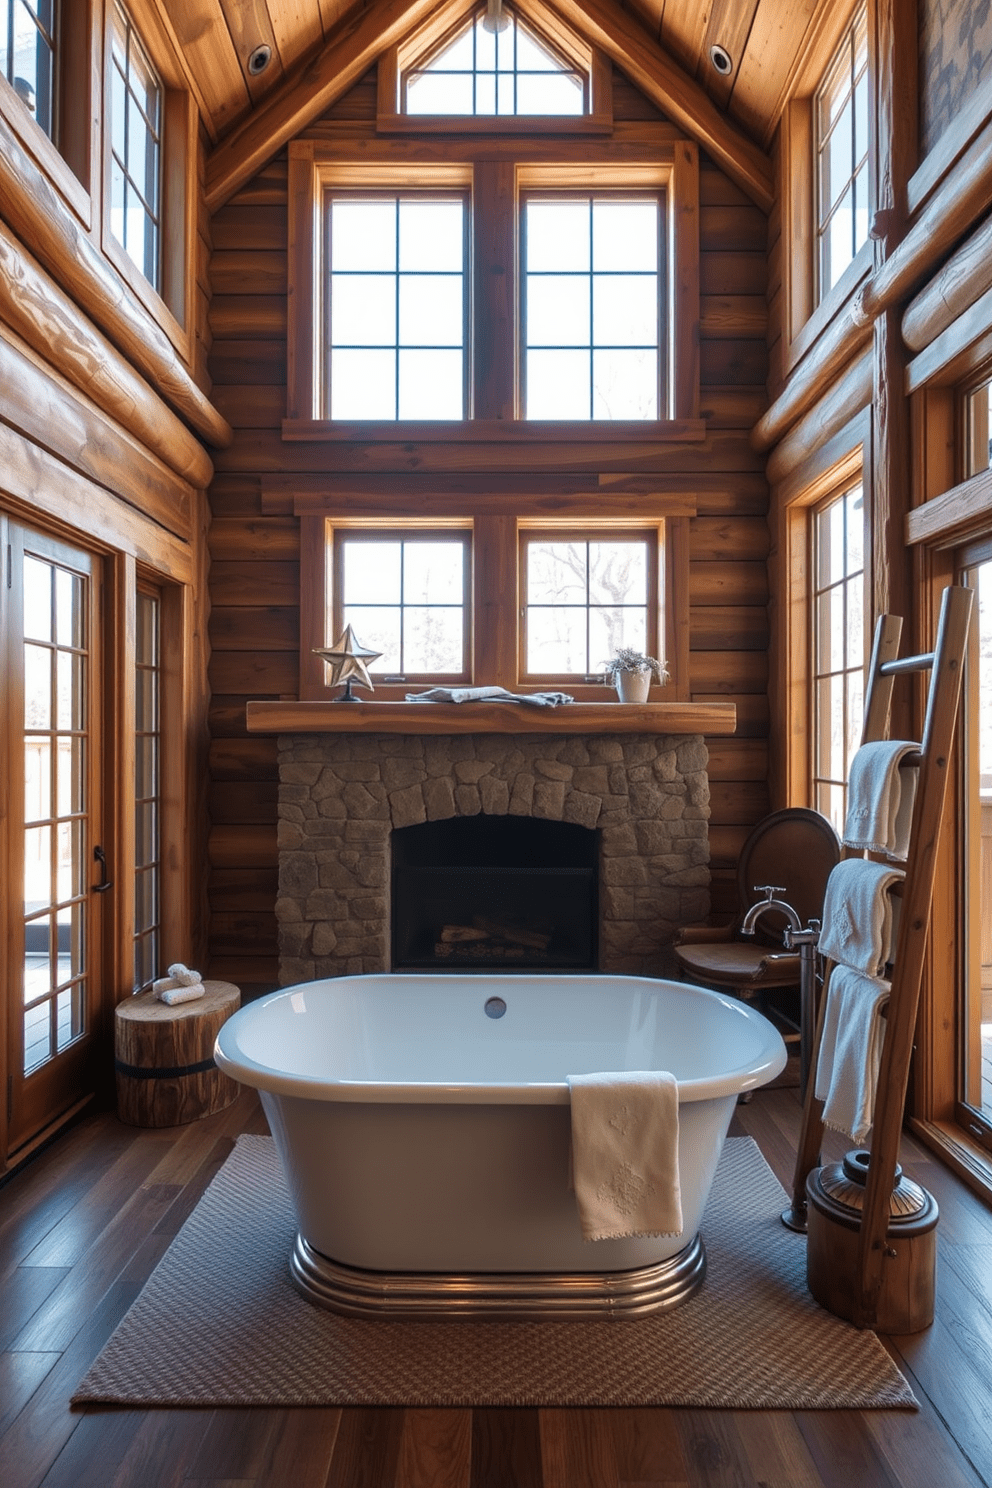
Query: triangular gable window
403,3,587,117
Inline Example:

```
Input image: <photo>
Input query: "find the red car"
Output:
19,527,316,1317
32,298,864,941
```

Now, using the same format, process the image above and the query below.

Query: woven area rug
74,1135,915,1410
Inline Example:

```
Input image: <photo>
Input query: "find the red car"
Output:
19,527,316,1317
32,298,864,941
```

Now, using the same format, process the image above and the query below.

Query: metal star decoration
313,625,382,701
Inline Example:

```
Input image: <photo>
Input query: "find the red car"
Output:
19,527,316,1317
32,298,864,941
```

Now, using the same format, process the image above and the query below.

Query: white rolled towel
152,963,205,1003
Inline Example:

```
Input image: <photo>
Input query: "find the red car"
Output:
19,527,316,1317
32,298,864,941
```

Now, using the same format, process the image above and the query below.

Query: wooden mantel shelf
246,700,737,735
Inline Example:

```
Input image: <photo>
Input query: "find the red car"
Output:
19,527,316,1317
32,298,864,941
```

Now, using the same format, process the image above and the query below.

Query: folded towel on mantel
815,964,890,1144
405,685,574,708
818,858,905,977
844,740,920,860
567,1071,682,1241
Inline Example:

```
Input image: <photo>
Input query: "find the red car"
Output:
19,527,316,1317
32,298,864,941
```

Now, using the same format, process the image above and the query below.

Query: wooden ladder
788,582,974,1329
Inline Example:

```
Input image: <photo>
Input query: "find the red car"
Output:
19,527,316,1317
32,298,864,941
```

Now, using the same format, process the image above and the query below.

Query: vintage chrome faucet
740,884,821,1121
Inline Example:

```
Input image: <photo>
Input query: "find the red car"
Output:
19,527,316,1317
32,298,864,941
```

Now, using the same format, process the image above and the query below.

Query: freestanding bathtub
214,973,787,1319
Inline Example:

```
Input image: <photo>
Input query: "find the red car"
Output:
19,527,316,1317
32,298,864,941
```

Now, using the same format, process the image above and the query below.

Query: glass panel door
5,525,103,1153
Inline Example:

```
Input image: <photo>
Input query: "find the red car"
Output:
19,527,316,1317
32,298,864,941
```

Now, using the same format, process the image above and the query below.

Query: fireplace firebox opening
391,815,598,971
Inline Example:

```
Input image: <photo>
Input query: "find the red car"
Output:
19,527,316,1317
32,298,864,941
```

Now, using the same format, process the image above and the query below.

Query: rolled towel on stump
152,963,205,1005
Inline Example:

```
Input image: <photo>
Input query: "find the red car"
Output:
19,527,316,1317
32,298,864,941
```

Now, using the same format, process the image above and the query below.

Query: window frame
298,507,687,704
813,4,869,309
518,524,662,685
285,134,701,433
376,0,613,135
328,525,474,685
0,0,96,227
100,0,197,358
776,0,872,379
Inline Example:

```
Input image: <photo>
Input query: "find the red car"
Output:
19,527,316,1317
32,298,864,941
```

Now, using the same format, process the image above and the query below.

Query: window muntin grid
520,532,657,679
522,194,663,421
405,7,585,117
1,0,57,138
21,550,89,1074
133,589,161,994
109,0,162,289
815,5,869,302
326,193,468,421
332,531,471,681
811,484,865,834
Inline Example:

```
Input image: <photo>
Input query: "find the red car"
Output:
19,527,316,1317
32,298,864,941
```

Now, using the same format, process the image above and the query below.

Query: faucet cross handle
753,884,787,901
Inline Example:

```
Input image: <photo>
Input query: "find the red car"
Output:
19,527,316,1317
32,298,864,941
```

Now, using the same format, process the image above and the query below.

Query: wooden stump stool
115,981,241,1127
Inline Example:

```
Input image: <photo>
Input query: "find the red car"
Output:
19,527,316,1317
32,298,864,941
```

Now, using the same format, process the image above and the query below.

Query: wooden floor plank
395,1408,473,1488
469,1408,543,1488
31,1408,145,1488
735,1410,826,1487
183,1408,279,1480
0,1351,60,1438
609,1406,690,1486
108,1409,216,1488
540,1407,621,1488
672,1410,756,1488
794,1411,902,1488
254,1407,342,1488
324,1406,404,1487
0,1266,70,1350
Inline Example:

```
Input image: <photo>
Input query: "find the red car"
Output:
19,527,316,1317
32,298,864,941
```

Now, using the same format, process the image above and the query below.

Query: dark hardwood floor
1,1076,991,1488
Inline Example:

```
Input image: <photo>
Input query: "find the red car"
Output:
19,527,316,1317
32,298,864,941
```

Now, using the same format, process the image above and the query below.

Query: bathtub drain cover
484,996,507,1019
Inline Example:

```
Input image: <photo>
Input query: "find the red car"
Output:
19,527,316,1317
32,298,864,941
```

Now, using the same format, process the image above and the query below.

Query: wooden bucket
806,1153,938,1334
115,980,241,1127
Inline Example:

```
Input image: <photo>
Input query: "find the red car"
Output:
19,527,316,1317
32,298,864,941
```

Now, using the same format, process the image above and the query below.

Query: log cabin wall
205,65,772,994
0,3,218,1170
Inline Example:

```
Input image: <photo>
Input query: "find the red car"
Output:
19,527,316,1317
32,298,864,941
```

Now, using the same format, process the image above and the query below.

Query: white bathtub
214,973,787,1317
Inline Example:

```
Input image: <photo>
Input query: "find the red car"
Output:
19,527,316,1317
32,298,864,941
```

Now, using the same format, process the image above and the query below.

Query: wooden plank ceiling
158,0,829,150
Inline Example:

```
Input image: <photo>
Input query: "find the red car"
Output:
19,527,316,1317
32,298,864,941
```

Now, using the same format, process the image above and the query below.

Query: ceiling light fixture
482,0,510,34
709,43,733,76
247,44,272,76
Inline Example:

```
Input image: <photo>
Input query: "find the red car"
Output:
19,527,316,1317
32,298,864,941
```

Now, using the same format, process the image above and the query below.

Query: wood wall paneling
204,74,772,971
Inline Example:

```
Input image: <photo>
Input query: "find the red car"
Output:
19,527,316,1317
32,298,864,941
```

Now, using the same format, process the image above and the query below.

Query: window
109,0,161,290
814,4,868,303
405,6,585,117
299,512,681,702
1,0,56,137
330,530,471,681
287,144,697,428
133,588,161,993
522,194,662,420
327,194,467,421
810,483,865,831
520,531,657,680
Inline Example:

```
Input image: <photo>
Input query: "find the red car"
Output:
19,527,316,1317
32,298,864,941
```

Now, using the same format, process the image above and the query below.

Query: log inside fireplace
391,816,598,971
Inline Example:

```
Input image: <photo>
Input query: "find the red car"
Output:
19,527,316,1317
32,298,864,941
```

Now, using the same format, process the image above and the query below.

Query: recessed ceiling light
710,43,733,76
248,44,272,76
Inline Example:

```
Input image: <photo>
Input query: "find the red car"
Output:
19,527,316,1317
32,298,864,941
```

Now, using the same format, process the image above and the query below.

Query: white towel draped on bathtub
567,1071,682,1241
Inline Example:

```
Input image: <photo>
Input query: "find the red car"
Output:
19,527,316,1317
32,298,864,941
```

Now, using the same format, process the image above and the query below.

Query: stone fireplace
274,730,712,983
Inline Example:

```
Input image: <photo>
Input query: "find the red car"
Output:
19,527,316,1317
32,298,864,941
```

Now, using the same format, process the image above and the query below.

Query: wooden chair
673,807,841,1005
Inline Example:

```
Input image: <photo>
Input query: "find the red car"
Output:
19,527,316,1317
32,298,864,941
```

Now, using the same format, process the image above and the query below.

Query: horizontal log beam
766,349,873,485
0,112,231,453
755,115,992,454
902,210,992,352
0,222,213,489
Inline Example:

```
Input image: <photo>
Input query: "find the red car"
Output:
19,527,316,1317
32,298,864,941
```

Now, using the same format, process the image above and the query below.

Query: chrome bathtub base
289,1231,707,1320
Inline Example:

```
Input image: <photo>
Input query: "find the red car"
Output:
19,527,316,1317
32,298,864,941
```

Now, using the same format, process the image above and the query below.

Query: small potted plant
604,647,669,703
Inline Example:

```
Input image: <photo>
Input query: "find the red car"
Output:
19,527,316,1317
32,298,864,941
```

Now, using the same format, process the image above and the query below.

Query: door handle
93,845,113,893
